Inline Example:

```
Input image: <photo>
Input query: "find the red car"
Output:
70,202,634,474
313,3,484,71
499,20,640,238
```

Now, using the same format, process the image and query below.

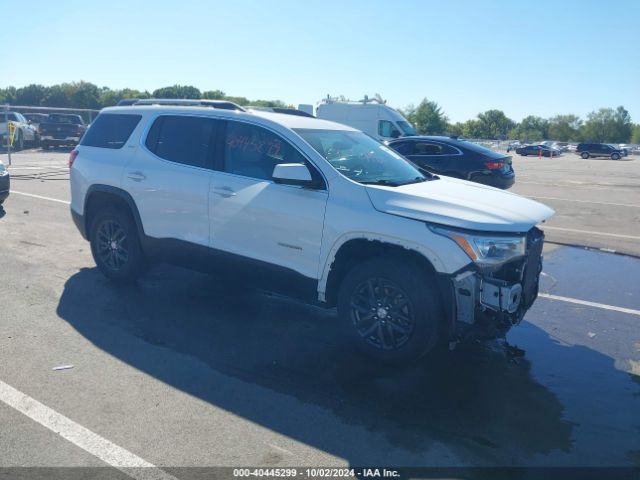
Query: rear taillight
68,149,79,168
484,161,503,170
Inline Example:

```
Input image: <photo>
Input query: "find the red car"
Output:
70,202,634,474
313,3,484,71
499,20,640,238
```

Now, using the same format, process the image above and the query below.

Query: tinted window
145,115,217,168
224,121,307,180
413,142,458,155
3,113,18,122
378,120,401,138
389,141,413,155
81,113,141,149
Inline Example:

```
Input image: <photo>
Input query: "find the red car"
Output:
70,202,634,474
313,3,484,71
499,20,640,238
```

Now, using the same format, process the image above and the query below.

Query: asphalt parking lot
1,150,639,478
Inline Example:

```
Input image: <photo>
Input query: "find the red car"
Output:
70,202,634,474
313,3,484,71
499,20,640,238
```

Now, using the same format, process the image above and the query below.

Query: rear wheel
89,207,144,282
337,257,442,364
581,152,590,159
611,153,620,160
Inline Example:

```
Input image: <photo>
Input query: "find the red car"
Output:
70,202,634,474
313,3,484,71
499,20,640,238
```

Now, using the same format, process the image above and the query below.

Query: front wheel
15,131,24,151
89,207,144,282
337,257,443,364
611,153,620,160
581,152,590,159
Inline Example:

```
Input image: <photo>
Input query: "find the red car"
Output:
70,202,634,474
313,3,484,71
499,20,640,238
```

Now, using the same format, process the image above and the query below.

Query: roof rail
121,98,246,112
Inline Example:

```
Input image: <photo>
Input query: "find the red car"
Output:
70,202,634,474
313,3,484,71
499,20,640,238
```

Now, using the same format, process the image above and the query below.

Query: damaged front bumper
448,227,545,340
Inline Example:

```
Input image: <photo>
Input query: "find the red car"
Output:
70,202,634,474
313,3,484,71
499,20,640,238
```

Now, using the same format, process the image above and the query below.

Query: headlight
0,163,7,176
430,225,526,266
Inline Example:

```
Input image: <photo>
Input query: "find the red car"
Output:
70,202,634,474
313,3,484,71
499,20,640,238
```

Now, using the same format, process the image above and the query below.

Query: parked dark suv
388,136,515,189
576,143,624,160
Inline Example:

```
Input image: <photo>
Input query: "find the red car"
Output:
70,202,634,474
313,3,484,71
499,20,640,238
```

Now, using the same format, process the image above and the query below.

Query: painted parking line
542,226,640,241
9,190,70,205
530,195,640,209
0,379,178,480
539,293,640,317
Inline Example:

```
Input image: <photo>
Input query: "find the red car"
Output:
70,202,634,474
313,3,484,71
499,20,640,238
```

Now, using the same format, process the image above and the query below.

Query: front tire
611,153,620,160
89,207,144,282
15,131,24,151
581,152,590,159
337,257,443,364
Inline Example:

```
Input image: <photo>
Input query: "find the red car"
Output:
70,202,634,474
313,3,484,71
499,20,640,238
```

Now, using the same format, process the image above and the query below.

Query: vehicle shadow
55,265,601,465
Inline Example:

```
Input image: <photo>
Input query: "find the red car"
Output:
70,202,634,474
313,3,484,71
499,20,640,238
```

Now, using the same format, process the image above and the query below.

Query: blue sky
2,0,638,122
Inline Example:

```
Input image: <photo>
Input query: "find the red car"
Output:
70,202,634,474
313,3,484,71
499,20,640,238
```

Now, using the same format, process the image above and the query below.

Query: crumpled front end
450,227,545,340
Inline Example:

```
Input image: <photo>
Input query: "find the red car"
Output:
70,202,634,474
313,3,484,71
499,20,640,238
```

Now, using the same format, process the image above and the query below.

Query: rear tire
611,153,620,160
581,152,590,159
89,207,144,282
337,257,443,364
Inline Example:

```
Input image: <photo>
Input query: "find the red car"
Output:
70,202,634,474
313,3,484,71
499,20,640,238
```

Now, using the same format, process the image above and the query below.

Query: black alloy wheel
95,219,130,271
349,277,415,350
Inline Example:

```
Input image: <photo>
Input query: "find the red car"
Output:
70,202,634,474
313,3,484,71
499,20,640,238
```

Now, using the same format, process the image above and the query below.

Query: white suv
70,103,554,363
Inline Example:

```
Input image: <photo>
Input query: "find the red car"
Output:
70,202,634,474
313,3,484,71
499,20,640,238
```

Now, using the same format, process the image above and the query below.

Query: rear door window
145,115,219,168
413,142,456,155
81,113,142,149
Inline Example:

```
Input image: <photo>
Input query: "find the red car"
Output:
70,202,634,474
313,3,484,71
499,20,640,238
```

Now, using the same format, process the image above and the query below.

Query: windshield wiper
396,176,429,186
360,179,401,187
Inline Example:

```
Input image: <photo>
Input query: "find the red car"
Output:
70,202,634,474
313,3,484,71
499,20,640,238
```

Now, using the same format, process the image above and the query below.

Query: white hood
365,176,554,233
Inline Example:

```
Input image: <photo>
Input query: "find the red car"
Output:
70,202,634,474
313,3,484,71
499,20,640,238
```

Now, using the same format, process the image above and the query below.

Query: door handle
127,171,146,182
213,186,236,198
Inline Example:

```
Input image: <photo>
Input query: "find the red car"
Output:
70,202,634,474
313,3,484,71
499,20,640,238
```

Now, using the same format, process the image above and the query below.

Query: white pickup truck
0,111,38,150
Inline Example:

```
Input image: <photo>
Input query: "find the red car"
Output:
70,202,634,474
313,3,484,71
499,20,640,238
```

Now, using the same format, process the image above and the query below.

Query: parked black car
387,136,515,189
576,143,624,160
515,144,559,157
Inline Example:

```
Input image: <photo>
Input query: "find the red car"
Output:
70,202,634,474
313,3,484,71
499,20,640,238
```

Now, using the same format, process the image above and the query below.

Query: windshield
397,121,417,136
295,129,427,186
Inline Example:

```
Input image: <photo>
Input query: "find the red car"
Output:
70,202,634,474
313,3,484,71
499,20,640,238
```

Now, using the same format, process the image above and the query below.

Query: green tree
475,110,515,139
460,119,484,138
98,88,150,107
152,85,201,99
631,124,640,144
447,122,465,137
548,114,582,141
68,81,101,109
202,89,226,99
223,96,250,106
15,84,47,106
250,99,290,108
509,116,549,141
0,87,17,104
42,85,71,107
405,98,448,135
581,106,632,143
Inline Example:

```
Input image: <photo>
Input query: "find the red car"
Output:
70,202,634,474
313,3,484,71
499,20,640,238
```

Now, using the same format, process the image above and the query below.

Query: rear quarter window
80,113,142,149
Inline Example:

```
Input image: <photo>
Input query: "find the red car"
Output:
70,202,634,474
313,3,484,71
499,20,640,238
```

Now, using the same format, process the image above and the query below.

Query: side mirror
272,163,314,186
391,130,401,139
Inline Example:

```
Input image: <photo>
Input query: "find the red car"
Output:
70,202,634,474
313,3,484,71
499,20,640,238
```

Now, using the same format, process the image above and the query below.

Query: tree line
401,99,640,144
0,81,290,112
1,82,638,143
